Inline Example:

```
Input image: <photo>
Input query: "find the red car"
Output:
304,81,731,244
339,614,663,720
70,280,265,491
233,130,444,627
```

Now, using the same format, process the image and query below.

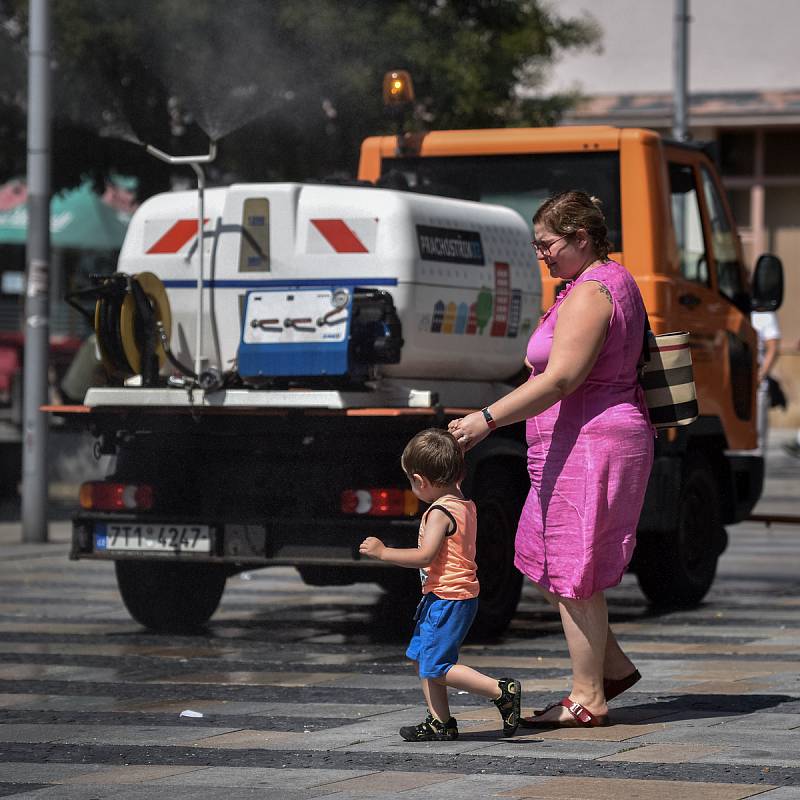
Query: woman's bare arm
449,282,612,442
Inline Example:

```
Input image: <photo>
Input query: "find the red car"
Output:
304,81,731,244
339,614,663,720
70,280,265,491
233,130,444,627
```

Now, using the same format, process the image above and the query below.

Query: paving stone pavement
0,432,798,798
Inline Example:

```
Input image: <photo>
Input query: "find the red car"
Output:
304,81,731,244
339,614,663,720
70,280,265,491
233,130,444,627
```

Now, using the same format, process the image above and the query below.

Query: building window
726,188,751,228
719,131,755,176
765,186,800,247
764,131,800,176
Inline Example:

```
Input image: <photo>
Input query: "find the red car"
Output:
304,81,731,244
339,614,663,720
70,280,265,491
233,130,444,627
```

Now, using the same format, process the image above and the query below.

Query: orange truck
358,123,783,607
62,115,782,636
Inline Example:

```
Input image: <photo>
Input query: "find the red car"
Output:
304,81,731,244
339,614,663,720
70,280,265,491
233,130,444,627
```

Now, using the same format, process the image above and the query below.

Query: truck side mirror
751,253,783,311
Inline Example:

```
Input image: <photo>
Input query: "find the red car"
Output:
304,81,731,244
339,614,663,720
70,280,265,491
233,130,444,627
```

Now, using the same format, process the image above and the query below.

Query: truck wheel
375,568,420,596
469,469,526,639
115,560,227,632
634,456,727,608
297,566,357,586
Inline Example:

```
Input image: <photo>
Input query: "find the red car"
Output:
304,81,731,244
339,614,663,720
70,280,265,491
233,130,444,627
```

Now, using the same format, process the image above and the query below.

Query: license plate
94,523,211,554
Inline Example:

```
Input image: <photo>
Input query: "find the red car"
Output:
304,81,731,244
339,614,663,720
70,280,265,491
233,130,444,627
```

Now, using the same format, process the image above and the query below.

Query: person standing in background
751,309,781,455
782,337,800,458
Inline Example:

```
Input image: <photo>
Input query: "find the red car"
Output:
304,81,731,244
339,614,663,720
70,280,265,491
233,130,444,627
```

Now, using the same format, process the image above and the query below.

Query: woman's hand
359,537,386,560
448,411,490,451
445,277,613,439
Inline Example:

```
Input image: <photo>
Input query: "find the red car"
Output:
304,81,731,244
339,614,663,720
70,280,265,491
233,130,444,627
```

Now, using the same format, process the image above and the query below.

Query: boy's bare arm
359,509,451,568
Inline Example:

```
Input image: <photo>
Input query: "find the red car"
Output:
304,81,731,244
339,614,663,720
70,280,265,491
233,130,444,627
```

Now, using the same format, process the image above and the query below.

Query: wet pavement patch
0,783,50,797
0,710,352,731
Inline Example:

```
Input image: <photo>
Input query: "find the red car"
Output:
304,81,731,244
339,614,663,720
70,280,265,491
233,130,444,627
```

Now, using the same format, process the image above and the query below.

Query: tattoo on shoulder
597,284,613,305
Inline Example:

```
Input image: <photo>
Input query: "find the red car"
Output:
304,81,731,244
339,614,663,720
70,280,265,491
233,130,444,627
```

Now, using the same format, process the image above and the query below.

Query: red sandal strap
559,697,596,725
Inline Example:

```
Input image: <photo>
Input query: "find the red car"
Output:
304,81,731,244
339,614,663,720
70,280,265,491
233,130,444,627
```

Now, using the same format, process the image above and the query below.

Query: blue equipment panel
237,287,353,378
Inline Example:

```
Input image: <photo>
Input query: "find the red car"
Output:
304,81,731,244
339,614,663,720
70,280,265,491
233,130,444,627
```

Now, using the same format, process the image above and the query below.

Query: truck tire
469,467,526,639
634,455,727,608
115,560,227,632
375,569,422,625
375,568,419,595
297,566,358,586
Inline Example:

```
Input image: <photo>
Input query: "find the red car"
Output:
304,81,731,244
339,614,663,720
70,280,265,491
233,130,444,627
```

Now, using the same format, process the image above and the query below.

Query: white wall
543,0,800,95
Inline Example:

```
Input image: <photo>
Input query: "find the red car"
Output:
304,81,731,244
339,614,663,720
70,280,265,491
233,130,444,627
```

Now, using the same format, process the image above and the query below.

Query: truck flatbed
43,378,516,413
42,402,477,417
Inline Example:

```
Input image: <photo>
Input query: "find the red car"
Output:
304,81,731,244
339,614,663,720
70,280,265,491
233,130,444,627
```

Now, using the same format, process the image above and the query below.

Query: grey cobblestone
0,743,798,785
0,441,799,797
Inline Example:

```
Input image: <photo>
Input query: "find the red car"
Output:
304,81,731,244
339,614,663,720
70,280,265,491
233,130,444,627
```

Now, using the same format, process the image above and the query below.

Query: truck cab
358,125,782,605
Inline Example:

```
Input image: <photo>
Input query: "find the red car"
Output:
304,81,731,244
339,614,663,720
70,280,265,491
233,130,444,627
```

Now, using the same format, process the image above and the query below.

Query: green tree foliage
0,0,597,199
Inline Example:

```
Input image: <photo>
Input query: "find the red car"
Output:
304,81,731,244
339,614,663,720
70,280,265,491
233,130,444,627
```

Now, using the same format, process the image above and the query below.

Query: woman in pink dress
449,191,654,728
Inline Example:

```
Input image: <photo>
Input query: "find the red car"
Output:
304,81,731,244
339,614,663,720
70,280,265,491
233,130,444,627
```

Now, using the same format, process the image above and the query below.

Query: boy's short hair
401,428,464,486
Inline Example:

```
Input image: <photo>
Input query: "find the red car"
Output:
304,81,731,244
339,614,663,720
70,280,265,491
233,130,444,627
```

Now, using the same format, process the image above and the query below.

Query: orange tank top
419,495,479,600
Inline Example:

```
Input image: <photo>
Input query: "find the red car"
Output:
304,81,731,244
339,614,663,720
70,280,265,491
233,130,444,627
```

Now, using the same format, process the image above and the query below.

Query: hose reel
94,272,173,383
69,272,196,387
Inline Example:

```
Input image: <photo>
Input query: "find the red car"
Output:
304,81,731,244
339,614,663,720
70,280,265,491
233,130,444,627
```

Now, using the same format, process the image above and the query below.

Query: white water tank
118,183,541,381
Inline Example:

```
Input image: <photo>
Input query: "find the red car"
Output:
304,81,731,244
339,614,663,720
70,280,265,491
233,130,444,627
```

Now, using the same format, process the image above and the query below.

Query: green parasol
0,182,131,250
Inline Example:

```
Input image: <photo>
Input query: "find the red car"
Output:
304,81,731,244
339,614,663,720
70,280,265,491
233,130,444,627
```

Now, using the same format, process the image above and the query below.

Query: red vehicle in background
0,331,84,495
0,176,134,494
0,331,83,409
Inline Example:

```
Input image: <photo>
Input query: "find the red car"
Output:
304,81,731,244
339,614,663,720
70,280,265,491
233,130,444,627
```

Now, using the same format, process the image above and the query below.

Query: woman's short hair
533,190,613,260
401,428,465,486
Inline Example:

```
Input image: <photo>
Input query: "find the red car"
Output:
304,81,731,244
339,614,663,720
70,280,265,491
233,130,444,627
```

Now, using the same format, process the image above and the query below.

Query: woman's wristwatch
481,406,497,431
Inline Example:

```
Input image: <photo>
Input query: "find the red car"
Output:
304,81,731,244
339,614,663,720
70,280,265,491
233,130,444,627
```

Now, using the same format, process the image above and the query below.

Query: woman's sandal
604,668,641,701
518,697,610,729
528,669,641,718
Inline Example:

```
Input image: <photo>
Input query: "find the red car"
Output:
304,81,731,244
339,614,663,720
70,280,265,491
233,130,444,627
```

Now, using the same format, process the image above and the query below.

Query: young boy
359,428,522,741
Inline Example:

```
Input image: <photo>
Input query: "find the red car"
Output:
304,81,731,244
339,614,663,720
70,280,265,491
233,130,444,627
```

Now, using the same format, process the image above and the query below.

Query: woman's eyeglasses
530,234,570,256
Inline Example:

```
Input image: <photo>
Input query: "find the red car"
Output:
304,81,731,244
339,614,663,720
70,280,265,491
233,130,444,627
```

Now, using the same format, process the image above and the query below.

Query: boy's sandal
518,697,610,729
529,669,642,717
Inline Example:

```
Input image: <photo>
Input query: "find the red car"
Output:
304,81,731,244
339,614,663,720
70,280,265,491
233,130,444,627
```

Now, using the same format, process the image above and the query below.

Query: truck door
697,164,758,448
668,155,756,447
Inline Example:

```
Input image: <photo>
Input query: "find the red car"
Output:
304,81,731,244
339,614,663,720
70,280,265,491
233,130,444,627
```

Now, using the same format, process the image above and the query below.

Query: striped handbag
639,320,699,429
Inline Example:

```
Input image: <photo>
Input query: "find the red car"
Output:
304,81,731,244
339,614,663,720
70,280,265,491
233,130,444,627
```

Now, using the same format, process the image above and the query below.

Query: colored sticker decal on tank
490,262,510,337
508,290,522,338
425,282,523,337
475,289,493,334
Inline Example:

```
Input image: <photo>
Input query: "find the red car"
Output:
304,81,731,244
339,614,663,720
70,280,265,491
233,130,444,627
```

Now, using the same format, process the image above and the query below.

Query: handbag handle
641,312,652,364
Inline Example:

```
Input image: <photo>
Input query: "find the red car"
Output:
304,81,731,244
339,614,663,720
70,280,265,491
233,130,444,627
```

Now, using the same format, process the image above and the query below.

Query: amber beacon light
383,70,415,107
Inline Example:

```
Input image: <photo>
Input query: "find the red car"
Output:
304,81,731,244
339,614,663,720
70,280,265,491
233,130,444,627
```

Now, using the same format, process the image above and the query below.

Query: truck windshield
380,152,622,252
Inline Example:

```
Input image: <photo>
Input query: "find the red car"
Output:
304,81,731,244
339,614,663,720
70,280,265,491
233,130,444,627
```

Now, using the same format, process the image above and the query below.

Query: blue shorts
405,594,479,679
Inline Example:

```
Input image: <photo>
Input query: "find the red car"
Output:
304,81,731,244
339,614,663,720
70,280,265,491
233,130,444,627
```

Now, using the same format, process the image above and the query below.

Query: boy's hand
359,537,385,560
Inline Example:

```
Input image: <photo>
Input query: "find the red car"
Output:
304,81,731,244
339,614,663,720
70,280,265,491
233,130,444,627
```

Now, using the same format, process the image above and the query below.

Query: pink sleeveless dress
514,261,654,599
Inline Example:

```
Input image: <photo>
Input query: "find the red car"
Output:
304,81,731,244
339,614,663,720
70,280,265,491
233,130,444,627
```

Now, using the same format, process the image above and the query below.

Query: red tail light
79,482,154,511
340,488,419,516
